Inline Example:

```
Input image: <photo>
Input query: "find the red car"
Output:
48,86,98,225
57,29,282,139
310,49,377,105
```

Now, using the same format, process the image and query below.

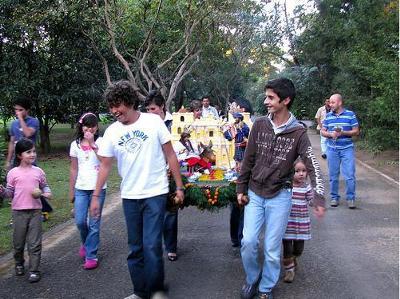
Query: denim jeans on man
241,189,292,293
74,188,106,260
163,211,178,253
123,194,167,298
327,146,356,201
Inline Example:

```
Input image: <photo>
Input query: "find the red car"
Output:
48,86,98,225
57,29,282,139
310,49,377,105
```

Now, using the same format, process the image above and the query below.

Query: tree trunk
173,83,185,112
39,117,51,154
39,126,51,154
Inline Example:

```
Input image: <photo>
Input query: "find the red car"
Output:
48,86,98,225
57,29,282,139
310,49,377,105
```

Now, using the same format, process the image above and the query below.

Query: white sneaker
348,200,356,209
124,294,143,299
330,199,339,207
151,291,168,299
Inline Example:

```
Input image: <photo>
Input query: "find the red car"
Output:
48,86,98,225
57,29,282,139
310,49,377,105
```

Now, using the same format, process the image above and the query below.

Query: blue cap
233,113,243,120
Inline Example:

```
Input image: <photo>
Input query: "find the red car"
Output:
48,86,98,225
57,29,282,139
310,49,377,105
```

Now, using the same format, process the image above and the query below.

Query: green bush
0,128,8,207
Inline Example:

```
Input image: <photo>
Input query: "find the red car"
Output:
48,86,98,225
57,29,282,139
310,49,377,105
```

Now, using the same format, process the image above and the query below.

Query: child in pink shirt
0,138,51,283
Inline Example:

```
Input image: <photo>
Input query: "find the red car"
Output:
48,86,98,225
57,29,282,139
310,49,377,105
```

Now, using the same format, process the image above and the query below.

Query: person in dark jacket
144,90,179,262
237,78,325,299
224,112,250,248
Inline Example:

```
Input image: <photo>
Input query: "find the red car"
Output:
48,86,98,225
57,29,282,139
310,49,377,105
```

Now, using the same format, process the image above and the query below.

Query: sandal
167,253,178,261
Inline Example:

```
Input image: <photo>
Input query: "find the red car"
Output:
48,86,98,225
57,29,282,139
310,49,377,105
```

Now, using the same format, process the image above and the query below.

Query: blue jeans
74,188,106,261
163,211,178,253
123,194,167,298
241,189,292,293
327,146,356,201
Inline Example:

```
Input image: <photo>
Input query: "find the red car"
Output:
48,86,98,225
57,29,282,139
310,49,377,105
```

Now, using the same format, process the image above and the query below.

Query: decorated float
168,108,252,211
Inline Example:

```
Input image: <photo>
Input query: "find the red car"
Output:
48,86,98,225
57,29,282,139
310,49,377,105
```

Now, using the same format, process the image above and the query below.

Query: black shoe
241,283,258,299
232,242,240,248
321,154,327,159
15,265,24,276
28,272,41,283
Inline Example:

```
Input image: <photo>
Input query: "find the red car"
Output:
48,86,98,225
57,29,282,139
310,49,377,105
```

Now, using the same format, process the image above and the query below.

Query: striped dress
284,184,313,240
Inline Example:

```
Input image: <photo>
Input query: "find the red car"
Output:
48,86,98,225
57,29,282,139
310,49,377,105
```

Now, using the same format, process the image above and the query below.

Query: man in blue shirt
5,97,40,170
321,93,360,209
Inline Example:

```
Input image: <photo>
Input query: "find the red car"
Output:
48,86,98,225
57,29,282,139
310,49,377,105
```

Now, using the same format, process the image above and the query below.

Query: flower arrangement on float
168,169,238,212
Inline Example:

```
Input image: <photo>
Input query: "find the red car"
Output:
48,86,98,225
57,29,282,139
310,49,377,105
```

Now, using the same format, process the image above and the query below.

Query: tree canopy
260,0,399,150
1,0,398,152
1,0,112,152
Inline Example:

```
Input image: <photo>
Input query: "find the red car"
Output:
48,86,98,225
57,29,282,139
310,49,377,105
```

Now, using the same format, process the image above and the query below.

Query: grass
0,123,120,256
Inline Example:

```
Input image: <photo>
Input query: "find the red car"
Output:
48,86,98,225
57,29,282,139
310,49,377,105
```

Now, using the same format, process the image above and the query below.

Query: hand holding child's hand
313,206,326,219
237,193,249,206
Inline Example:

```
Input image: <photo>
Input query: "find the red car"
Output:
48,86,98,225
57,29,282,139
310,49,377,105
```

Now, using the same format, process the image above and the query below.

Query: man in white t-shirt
315,99,330,159
89,80,184,299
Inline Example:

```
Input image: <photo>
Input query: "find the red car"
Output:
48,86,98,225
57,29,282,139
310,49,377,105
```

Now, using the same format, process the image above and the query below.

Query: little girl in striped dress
282,157,313,283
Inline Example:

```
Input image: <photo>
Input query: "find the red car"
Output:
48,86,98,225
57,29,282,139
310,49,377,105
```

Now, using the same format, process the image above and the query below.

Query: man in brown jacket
237,78,325,299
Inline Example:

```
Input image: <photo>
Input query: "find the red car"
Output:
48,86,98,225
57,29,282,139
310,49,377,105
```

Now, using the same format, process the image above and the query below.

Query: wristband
92,194,99,197
176,186,185,191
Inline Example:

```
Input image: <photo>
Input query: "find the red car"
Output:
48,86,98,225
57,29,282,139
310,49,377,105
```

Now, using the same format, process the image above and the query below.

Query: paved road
0,132,398,299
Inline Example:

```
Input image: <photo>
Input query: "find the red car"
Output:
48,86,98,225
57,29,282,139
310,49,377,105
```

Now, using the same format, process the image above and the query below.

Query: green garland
168,176,237,212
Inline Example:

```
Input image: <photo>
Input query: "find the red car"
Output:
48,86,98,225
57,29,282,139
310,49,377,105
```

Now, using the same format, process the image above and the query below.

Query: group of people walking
0,76,361,299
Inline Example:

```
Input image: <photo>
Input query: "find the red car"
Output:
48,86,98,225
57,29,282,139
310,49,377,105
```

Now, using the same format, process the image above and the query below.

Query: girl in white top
69,113,106,270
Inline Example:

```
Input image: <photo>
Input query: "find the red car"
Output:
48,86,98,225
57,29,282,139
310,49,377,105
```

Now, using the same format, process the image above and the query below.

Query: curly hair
104,80,139,109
